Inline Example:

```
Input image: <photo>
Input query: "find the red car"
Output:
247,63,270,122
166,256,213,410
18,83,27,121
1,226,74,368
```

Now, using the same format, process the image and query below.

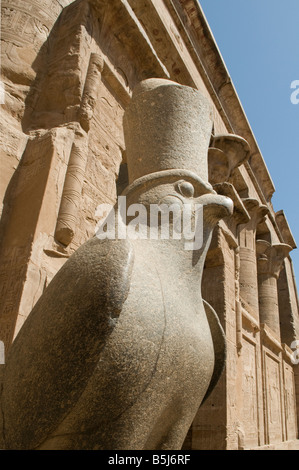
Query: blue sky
199,0,299,283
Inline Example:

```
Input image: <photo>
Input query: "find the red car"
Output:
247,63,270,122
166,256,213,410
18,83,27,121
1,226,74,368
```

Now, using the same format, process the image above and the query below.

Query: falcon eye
176,181,195,198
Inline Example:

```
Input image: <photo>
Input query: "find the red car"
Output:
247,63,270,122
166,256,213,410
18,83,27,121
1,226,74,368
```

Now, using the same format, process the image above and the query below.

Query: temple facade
1,0,299,449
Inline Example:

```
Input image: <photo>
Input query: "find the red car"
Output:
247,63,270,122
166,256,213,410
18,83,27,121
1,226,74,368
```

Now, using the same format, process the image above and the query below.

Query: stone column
238,199,268,317
256,240,292,338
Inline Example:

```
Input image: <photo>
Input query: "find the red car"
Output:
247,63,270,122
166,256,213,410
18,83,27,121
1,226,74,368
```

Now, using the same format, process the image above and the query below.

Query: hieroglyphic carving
1,1,67,48
242,339,259,447
0,127,75,348
80,53,104,132
0,0,298,452
93,82,125,150
265,353,283,444
22,0,94,131
283,361,297,441
54,53,104,246
234,247,242,352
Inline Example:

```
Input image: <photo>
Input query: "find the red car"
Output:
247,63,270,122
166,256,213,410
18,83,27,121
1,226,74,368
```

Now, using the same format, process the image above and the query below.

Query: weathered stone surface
0,0,298,451
238,199,269,317
257,240,292,338
1,79,232,450
123,78,213,183
208,134,250,185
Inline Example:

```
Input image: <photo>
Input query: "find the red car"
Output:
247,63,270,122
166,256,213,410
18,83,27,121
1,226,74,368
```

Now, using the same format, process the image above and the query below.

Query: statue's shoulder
67,236,134,284
2,236,135,450
68,236,135,315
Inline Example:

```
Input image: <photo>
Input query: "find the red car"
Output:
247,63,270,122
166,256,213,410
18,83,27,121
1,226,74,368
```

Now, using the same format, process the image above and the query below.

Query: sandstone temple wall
1,0,299,450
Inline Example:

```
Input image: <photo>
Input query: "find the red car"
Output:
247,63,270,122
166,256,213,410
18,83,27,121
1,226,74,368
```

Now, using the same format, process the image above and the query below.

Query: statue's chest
80,250,215,425
107,253,214,384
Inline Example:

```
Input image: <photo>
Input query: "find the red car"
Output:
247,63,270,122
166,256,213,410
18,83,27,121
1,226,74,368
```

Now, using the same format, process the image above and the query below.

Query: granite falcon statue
1,79,239,450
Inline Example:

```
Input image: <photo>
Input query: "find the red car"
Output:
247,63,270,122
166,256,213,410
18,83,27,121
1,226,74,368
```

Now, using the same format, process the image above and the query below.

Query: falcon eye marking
176,181,194,198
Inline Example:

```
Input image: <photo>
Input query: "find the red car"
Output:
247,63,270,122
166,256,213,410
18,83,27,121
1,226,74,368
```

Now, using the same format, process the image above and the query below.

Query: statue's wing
201,299,226,404
1,236,134,449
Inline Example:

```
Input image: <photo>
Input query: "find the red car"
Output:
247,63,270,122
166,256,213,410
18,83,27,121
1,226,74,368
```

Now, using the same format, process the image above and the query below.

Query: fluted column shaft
256,240,292,338
238,199,268,317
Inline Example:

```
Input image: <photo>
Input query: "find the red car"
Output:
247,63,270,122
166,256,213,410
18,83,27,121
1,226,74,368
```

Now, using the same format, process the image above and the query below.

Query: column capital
256,240,292,278
208,134,250,185
238,199,269,249
243,198,269,225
